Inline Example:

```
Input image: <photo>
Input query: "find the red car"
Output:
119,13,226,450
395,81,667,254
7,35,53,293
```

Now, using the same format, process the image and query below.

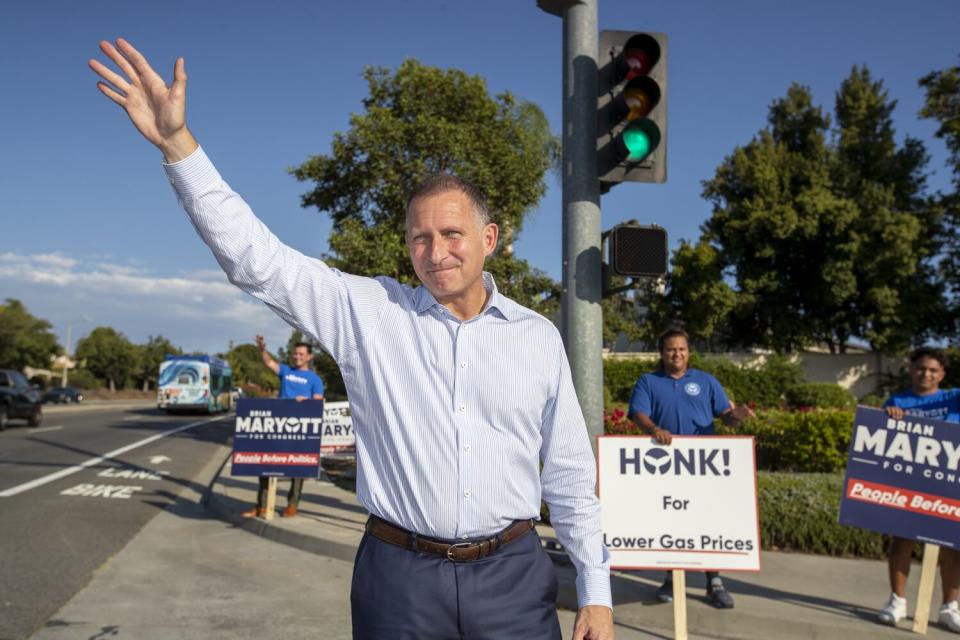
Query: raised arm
89,38,197,163
255,335,280,376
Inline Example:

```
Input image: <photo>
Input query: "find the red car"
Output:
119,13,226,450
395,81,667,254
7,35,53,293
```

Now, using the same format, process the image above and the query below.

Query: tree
132,335,181,392
221,342,277,392
701,84,859,352
644,240,737,351
832,66,943,349
0,299,60,370
291,59,560,316
697,70,940,352
75,327,136,392
920,58,960,340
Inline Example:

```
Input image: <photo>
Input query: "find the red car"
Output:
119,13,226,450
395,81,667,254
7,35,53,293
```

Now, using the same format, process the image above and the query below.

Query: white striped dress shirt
164,147,611,607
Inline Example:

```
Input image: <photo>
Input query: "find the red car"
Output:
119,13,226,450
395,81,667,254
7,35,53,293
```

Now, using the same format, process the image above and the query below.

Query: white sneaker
939,601,960,633
878,593,907,626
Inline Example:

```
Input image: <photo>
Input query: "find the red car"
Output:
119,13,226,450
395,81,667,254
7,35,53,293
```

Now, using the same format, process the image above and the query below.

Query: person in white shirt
89,38,614,640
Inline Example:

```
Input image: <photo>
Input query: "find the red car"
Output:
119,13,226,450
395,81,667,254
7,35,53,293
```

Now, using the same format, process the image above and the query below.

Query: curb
200,450,359,564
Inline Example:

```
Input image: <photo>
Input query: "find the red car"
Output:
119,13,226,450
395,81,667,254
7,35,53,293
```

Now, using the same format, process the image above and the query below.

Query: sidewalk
206,453,960,640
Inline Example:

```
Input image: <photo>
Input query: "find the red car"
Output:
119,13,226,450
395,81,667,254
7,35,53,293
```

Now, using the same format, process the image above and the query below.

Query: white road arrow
149,455,171,464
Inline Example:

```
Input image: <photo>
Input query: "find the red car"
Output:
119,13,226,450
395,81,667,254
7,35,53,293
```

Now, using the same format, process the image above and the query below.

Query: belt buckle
446,542,475,561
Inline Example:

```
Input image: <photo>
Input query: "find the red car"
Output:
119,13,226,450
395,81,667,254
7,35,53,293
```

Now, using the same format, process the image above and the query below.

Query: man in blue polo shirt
629,327,754,609
877,346,960,632
242,334,324,518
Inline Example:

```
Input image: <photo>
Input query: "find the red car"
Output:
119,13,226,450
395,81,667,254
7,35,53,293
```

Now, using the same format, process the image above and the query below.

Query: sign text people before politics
232,398,324,477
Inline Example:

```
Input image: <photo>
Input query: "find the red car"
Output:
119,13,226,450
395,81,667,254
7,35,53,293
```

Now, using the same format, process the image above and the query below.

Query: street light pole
61,316,91,387
538,0,604,454
61,323,73,387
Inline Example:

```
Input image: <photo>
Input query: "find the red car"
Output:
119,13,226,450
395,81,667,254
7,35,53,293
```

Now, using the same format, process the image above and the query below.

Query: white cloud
0,252,296,355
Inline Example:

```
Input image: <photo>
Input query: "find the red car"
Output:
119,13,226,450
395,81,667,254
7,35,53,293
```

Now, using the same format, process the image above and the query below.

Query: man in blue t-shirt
628,327,755,609
242,335,324,519
877,347,960,632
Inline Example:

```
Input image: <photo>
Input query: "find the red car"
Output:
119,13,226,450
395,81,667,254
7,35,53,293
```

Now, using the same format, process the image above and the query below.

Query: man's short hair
657,327,690,352
405,173,491,229
293,341,313,355
909,346,947,369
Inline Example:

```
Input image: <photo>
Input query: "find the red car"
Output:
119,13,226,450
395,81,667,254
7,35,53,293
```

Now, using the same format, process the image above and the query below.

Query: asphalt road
0,403,234,640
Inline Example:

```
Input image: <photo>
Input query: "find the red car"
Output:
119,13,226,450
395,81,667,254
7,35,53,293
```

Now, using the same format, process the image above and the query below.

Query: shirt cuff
162,146,222,200
576,568,613,609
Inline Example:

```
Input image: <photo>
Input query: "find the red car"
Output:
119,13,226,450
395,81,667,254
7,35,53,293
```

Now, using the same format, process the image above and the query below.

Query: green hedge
603,354,805,408
603,358,658,405
717,409,854,473
758,472,885,558
785,382,855,410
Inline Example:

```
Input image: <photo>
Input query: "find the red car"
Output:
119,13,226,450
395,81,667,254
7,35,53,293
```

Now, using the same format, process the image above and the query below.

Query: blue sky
1,0,958,357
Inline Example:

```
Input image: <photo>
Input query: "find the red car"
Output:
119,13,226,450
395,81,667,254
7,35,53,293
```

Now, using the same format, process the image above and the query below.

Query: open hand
89,38,196,161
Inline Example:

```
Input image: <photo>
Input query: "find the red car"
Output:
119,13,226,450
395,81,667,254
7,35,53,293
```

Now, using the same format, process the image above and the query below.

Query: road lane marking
0,416,227,498
61,484,143,499
27,426,63,434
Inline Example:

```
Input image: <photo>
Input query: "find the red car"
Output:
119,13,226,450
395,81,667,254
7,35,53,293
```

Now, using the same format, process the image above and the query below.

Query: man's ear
483,223,499,256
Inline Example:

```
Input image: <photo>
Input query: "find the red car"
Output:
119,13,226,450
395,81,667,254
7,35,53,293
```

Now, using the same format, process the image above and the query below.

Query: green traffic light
623,126,652,161
620,120,660,162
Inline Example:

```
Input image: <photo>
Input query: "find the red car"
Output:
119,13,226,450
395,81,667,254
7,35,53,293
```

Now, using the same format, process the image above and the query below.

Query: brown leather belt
365,516,536,562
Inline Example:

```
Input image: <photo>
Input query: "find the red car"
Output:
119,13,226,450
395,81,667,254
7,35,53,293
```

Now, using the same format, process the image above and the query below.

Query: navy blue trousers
351,525,561,639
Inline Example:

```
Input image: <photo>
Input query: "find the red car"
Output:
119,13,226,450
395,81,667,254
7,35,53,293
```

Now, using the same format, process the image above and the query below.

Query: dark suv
0,369,43,429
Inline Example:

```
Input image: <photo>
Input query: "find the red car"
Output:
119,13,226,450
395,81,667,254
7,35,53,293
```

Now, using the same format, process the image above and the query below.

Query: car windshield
10,372,28,387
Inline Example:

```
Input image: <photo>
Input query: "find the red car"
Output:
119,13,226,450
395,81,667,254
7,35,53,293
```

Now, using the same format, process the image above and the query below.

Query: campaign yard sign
231,398,323,478
838,407,960,548
320,401,355,458
598,436,760,571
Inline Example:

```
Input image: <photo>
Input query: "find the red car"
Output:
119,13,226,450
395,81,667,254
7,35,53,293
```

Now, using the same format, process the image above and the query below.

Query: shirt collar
656,367,693,380
414,272,514,322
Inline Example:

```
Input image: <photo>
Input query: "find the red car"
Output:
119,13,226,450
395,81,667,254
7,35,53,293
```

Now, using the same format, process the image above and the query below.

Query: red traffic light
619,34,661,81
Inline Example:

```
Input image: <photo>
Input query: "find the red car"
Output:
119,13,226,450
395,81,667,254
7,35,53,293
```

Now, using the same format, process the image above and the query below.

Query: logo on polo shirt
285,373,309,386
684,382,701,396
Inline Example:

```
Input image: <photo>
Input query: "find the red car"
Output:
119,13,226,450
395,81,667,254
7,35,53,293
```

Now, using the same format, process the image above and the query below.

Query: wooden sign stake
673,569,688,640
263,476,278,521
912,543,940,635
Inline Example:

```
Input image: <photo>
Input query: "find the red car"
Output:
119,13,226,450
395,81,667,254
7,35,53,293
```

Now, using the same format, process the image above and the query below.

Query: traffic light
608,224,668,277
597,31,667,187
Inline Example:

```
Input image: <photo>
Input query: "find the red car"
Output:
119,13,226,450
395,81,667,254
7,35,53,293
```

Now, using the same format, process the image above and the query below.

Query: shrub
718,409,854,473
785,382,855,409
757,472,885,558
604,358,658,404
66,369,101,390
603,405,641,435
858,393,886,408
697,354,804,408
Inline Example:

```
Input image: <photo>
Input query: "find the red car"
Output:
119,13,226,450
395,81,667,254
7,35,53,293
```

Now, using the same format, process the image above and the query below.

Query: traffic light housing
608,224,668,277
597,31,668,187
